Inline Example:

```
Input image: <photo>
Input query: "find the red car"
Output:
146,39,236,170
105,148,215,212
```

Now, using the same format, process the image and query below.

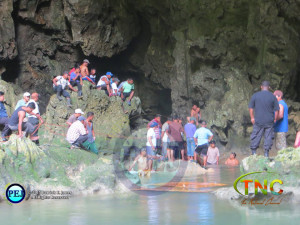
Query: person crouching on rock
128,149,151,177
82,112,98,155
1,102,37,140
69,65,83,99
66,116,88,149
96,72,113,95
53,71,77,107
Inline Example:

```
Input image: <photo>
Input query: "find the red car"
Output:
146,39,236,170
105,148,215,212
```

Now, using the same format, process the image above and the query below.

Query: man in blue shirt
0,91,11,141
15,92,30,109
70,66,83,98
273,90,288,150
193,121,213,167
184,117,197,161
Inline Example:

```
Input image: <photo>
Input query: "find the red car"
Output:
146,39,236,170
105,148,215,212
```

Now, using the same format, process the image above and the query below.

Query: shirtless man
80,59,90,79
128,149,151,177
225,152,239,166
191,105,200,125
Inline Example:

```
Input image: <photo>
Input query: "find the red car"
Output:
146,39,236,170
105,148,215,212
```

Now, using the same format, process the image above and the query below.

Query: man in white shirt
27,93,44,145
53,71,77,106
206,140,220,165
111,78,120,96
66,116,88,149
146,122,159,170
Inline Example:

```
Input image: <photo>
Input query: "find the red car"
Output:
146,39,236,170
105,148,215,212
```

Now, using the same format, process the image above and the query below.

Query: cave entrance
87,55,172,122
0,57,21,83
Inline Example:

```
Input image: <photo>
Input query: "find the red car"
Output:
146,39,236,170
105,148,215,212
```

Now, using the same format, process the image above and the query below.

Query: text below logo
233,172,283,196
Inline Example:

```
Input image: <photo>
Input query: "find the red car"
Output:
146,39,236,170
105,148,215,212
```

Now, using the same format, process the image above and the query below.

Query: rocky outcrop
0,134,139,202
1,0,300,150
43,84,142,152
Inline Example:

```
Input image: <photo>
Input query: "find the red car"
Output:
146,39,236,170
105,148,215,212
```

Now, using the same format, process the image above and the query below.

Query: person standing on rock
15,92,30,110
148,114,162,154
194,121,213,168
273,90,288,150
146,122,159,170
2,102,36,140
184,117,197,162
161,117,172,161
80,59,90,79
66,109,85,127
70,66,83,98
66,116,88,149
97,72,113,95
53,71,77,107
82,112,98,154
121,78,135,106
168,117,184,161
0,91,11,140
27,93,44,145
248,81,279,157
206,140,220,165
191,105,200,126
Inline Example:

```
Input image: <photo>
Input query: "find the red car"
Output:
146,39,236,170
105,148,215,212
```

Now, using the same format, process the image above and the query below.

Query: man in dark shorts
193,121,213,167
168,117,184,161
249,81,279,157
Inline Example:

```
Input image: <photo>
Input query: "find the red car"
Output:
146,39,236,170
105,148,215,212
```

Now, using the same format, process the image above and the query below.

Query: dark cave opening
0,58,21,83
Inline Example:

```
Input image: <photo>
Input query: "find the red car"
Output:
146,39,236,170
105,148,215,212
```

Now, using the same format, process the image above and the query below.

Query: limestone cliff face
1,0,300,149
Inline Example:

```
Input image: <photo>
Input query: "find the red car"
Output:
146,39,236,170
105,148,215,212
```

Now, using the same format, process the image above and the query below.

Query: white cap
23,92,30,97
75,109,84,115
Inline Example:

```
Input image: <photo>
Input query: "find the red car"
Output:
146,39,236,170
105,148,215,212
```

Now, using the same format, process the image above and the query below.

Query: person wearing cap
184,117,197,161
70,65,83,98
82,112,98,154
27,93,44,145
53,71,77,106
146,122,159,170
15,92,30,110
121,78,135,106
193,121,213,167
161,117,172,160
96,72,113,95
111,78,120,96
66,116,88,149
80,59,90,80
225,152,239,166
2,102,36,140
249,81,280,157
148,114,162,153
206,140,220,165
273,90,288,150
66,109,84,127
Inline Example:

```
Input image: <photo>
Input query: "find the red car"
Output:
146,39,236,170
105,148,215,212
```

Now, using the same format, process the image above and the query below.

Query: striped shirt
66,120,87,143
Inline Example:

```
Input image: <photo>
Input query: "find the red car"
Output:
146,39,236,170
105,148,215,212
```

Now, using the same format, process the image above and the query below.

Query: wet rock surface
0,134,140,202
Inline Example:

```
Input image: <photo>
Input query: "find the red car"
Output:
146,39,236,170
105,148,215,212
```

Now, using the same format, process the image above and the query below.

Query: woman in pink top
294,131,300,148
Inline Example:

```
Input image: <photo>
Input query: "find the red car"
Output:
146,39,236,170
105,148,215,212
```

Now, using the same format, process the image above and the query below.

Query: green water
0,166,299,225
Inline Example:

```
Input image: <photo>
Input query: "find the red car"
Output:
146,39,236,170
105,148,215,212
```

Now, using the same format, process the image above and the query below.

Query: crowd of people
52,59,135,107
0,72,298,173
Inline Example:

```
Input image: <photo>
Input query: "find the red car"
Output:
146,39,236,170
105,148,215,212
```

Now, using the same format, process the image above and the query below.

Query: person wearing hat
193,121,213,167
66,109,84,127
2,102,36,140
184,117,197,161
15,92,30,110
96,72,113,95
273,90,288,150
111,78,120,96
146,122,159,170
80,59,90,80
248,81,280,157
206,140,220,165
121,78,135,106
66,116,88,149
53,71,77,106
